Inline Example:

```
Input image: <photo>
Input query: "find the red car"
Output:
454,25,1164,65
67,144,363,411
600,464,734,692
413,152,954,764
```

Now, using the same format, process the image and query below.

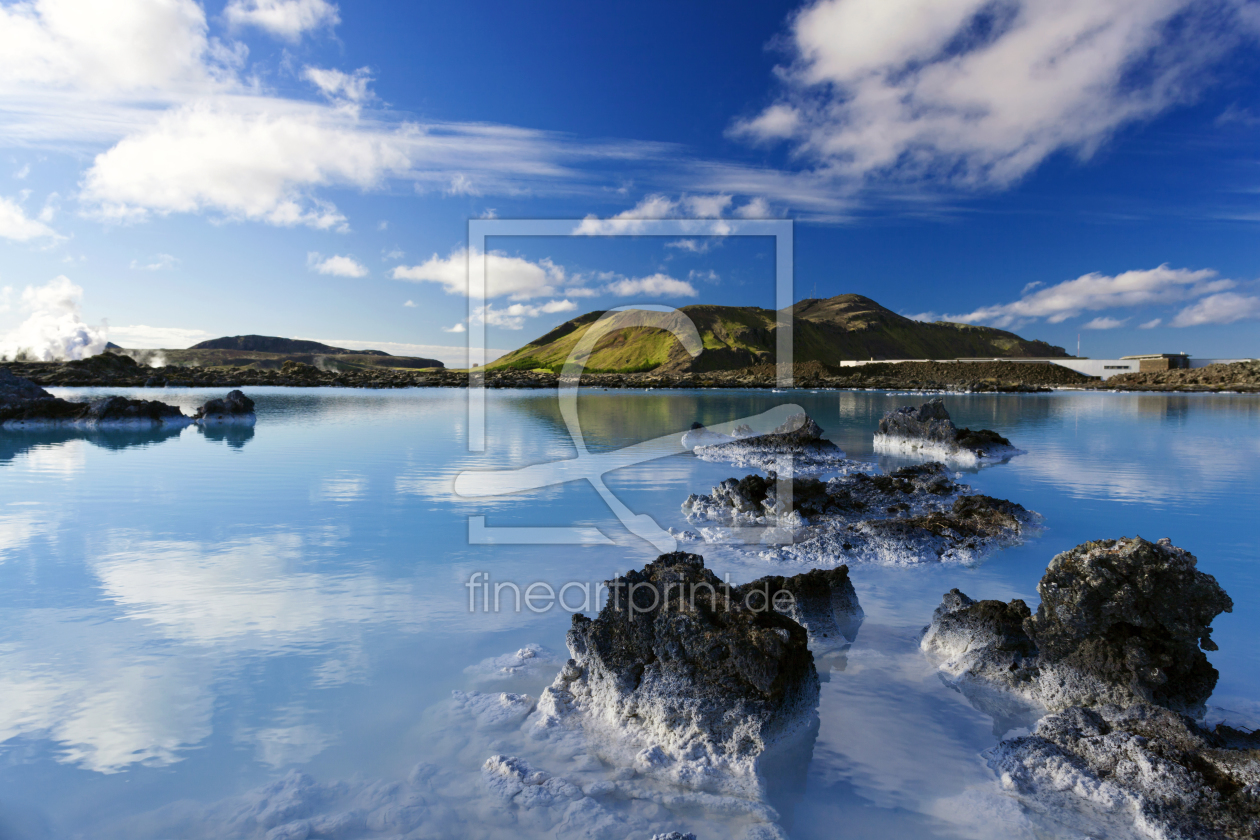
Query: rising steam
0,276,107,361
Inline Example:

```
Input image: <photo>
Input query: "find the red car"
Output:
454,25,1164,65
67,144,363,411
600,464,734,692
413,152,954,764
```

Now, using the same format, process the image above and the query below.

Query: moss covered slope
488,294,1067,373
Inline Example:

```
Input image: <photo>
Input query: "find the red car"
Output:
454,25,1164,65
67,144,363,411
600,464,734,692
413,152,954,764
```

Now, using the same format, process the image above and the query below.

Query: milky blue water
0,388,1257,839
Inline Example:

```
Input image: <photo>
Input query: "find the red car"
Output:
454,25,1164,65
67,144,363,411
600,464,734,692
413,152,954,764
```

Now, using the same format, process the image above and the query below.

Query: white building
837,354,1253,381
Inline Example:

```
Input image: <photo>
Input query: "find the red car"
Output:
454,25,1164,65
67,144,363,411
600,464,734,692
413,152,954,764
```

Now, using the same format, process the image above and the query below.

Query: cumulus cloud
1140,318,1163,329
1083,316,1128,330
603,273,697,298
443,322,466,333
0,276,107,361
308,252,368,277
224,0,339,40
1170,292,1260,327
945,265,1232,328
303,66,372,102
477,299,578,330
129,253,179,270
0,195,57,241
734,0,1260,188
392,247,566,300
80,100,413,229
402,299,416,308
108,324,212,348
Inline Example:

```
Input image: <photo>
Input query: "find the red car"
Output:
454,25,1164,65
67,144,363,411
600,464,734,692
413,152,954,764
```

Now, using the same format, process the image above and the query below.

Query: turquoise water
0,388,1257,839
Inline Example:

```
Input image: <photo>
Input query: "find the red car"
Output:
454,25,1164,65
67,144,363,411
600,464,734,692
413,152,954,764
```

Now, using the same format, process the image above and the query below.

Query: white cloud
392,247,566,300
109,324,212,348
1170,292,1260,327
129,253,179,270
402,299,416,308
0,276,107,361
665,238,717,254
308,252,368,278
80,99,413,229
1140,318,1163,329
688,269,721,285
735,0,1259,188
303,66,371,102
224,0,339,41
445,173,479,196
0,0,223,101
1083,316,1128,329
574,192,775,234
477,299,578,330
13,163,30,179
733,196,773,219
0,195,57,240
443,322,466,333
603,273,697,298
945,265,1232,328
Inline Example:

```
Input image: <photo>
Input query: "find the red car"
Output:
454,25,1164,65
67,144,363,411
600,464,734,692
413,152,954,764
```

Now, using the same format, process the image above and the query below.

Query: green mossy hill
487,294,1068,374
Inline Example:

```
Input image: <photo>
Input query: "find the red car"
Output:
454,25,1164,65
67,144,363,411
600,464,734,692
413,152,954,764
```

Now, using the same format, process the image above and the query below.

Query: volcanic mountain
488,294,1068,373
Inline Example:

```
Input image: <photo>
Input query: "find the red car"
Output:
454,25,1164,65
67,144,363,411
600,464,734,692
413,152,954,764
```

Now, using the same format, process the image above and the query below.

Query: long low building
837,353,1254,381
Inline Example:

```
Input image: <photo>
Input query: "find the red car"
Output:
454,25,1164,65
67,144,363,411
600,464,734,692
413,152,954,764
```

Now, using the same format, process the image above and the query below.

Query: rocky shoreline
7,354,1260,391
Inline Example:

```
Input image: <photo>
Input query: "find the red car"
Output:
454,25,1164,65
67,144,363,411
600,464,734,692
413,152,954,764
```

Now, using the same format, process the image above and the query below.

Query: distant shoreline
6,358,1258,393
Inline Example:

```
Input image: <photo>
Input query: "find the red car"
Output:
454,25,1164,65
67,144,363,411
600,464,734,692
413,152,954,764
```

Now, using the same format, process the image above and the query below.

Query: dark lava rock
1,368,188,427
923,536,1234,715
925,538,1248,838
686,462,1038,565
875,398,1017,460
193,390,256,423
989,703,1260,840
692,411,849,475
536,552,820,789
742,567,863,649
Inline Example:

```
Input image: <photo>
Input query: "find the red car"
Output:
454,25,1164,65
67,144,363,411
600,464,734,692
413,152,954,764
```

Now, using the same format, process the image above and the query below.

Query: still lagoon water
0,387,1257,839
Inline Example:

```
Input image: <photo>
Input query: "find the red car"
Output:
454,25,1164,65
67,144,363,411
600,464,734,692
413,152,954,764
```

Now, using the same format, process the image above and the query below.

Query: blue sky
1,0,1259,364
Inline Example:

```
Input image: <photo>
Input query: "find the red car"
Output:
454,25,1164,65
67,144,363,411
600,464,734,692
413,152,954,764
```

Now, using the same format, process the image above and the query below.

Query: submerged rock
193,390,256,425
684,462,1039,566
873,398,1021,464
535,552,822,793
1,368,190,428
922,536,1233,716
989,703,1260,840
693,412,859,476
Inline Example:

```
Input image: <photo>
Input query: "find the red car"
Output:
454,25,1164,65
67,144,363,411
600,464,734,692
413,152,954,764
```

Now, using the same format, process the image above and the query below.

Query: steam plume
0,276,107,361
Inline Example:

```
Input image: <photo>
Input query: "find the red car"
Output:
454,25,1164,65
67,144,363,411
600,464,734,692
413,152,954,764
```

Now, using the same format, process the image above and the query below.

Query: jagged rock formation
693,412,856,475
922,537,1233,715
990,703,1260,840
873,398,1021,464
684,462,1039,566
681,421,755,450
193,390,256,425
535,552,824,793
1,367,189,428
741,567,863,652
922,537,1251,839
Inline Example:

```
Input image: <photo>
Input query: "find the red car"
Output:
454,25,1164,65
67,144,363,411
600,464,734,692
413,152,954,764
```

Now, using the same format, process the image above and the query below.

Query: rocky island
192,389,256,425
1,367,190,428
534,552,861,794
873,398,1022,464
684,462,1040,566
921,536,1256,839
692,411,855,475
